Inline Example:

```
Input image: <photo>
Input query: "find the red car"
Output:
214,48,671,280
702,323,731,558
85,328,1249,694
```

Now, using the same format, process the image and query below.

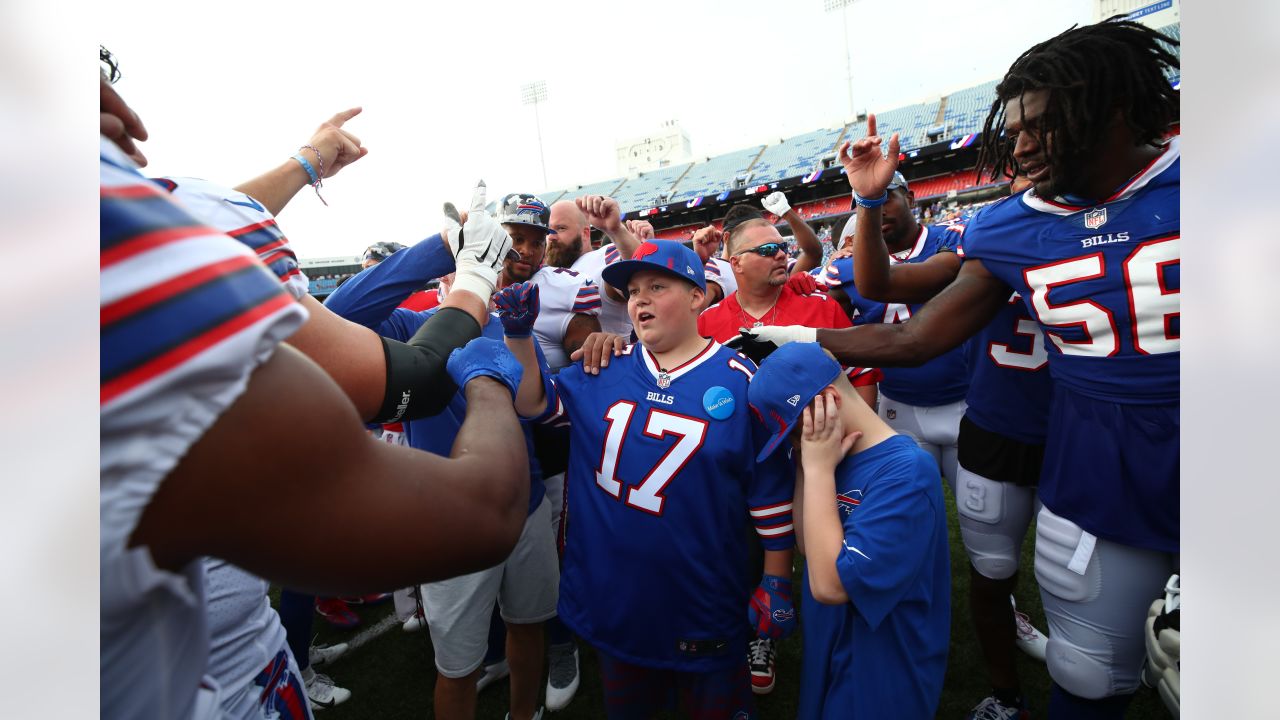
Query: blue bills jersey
954,216,1055,447
536,340,794,672
961,140,1179,404
798,435,950,719
820,224,969,407
961,139,1180,551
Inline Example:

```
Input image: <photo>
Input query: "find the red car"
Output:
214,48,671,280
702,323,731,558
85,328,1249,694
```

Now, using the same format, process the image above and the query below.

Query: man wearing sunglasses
696,204,880,695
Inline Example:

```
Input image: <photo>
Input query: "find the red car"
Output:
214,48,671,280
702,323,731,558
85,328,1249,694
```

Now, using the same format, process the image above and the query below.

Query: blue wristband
291,153,320,184
854,190,889,208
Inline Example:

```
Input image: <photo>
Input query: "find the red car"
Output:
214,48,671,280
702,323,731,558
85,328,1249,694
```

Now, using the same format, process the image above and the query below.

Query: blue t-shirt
821,224,969,407
536,340,793,672
798,435,950,720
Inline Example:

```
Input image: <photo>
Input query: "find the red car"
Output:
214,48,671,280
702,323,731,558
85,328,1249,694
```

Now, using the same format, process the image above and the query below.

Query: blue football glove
446,337,524,398
748,574,796,640
493,282,540,338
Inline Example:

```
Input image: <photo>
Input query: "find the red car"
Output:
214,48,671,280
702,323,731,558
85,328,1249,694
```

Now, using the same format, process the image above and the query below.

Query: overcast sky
102,0,1090,260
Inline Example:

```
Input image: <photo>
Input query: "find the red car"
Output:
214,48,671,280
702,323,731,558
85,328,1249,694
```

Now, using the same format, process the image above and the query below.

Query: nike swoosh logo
225,196,265,212
844,543,871,561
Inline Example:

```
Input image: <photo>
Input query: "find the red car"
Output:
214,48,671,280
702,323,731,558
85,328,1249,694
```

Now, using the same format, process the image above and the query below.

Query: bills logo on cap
703,386,735,420
633,242,659,260
1084,207,1107,229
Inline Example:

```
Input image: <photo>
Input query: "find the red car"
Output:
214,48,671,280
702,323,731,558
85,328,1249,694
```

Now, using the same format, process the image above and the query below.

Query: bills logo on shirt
836,490,863,517
1084,207,1107,229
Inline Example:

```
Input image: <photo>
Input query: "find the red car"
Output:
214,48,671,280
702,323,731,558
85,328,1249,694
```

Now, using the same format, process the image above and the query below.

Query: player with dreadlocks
734,19,1179,719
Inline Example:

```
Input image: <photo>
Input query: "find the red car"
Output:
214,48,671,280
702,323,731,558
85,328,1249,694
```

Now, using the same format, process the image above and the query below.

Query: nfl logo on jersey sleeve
1084,207,1107,229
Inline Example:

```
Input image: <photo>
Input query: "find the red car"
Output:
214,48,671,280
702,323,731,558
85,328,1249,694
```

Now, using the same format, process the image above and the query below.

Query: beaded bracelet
292,144,329,206
853,190,889,209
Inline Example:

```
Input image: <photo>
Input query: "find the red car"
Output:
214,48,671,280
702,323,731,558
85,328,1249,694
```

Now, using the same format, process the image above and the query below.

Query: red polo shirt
698,285,882,386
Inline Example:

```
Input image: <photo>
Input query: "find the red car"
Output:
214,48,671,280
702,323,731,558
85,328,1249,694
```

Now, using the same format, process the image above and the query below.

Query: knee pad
1045,635,1115,700
960,526,1019,580
956,469,1029,580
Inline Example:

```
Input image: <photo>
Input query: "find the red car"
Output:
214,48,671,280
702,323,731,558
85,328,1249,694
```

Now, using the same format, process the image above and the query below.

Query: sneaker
545,643,580,711
476,659,510,693
308,641,348,668
1010,596,1047,662
315,597,360,630
748,637,776,695
305,670,352,710
966,695,1029,720
402,608,426,633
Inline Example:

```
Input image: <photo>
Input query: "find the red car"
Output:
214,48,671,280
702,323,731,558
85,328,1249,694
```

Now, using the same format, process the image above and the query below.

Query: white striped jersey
100,137,306,719
704,257,738,297
530,265,601,372
155,176,310,300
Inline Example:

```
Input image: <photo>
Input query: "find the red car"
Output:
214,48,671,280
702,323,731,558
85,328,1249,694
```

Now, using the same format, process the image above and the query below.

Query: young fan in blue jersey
749,342,950,719
497,240,796,720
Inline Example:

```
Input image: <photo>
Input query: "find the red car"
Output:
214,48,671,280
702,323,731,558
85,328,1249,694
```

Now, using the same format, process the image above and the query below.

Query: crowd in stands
102,16,1181,720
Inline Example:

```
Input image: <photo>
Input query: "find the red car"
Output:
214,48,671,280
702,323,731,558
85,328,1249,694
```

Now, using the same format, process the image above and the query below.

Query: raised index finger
327,107,363,127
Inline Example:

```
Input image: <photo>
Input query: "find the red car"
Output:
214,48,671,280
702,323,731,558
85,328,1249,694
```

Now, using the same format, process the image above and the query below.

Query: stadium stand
669,145,766,203
543,176,627,204
749,126,846,186
794,196,851,219
610,162,694,211
940,80,1000,138
864,100,943,150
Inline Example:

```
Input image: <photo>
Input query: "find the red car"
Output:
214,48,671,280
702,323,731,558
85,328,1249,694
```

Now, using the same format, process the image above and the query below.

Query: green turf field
293,482,1170,718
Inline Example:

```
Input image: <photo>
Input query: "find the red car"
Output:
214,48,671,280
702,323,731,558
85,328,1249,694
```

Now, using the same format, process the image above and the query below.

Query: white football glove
762,191,791,217
450,181,513,301
742,324,816,346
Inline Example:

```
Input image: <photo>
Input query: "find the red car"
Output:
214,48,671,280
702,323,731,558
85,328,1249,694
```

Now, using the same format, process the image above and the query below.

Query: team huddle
100,16,1179,720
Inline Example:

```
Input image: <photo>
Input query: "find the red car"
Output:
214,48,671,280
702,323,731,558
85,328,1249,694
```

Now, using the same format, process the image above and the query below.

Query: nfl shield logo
1084,207,1107,229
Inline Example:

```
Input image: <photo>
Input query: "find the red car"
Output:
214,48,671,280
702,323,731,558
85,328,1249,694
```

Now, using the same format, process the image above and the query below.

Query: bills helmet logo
1084,207,1107,229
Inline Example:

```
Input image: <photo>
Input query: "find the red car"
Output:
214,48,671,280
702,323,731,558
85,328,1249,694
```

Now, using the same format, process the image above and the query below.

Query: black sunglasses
734,242,786,258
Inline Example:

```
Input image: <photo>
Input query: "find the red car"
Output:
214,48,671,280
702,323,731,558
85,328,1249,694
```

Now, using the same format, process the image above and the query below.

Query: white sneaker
1010,596,1048,662
545,643,580,711
477,659,510,693
304,670,352,710
402,610,426,633
966,695,1029,720
308,642,348,668
505,708,544,720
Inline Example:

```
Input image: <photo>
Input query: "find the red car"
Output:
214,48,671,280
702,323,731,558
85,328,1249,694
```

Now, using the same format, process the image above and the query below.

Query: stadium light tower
521,80,550,188
824,0,860,119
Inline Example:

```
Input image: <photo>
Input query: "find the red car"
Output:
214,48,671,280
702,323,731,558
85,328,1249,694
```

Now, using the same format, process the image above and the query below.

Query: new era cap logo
787,394,801,407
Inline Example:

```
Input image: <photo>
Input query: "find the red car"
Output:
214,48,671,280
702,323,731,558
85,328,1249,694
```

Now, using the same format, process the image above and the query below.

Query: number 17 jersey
536,340,794,672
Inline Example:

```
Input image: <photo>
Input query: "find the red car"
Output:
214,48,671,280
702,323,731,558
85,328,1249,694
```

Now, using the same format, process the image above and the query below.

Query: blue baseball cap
748,342,843,462
601,240,706,293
